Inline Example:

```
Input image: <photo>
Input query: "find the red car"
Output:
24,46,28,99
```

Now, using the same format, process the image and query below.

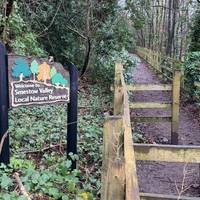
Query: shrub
183,52,200,104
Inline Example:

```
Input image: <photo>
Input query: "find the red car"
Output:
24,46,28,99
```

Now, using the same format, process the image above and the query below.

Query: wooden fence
128,69,181,145
101,62,140,200
136,47,200,101
136,47,182,81
101,62,200,200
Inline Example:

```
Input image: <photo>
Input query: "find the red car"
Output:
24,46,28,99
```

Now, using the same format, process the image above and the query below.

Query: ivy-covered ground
0,78,112,200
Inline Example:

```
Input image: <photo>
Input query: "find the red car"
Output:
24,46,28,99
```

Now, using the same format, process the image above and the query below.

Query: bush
5,2,46,56
183,52,200,104
91,49,136,86
189,8,200,52
90,13,136,86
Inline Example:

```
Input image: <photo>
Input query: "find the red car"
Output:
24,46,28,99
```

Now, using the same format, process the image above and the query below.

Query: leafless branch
37,0,63,37
13,172,31,200
65,24,87,40
0,130,8,156
175,163,194,200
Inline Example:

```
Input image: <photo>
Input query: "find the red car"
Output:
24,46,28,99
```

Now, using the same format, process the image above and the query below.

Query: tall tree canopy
0,0,135,79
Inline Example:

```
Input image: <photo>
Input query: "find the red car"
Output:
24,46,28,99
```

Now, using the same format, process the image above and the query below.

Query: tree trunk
166,0,172,55
19,74,23,81
81,0,92,76
0,0,14,40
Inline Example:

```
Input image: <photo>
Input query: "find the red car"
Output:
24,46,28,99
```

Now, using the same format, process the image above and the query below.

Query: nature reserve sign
8,56,70,107
0,42,78,170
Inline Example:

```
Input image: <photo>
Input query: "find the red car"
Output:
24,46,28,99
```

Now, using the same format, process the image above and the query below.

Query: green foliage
3,2,46,56
183,52,200,104
184,7,200,105
90,11,136,84
1,79,111,199
1,1,136,85
92,49,136,86
124,54,139,83
0,157,81,199
16,1,135,83
15,1,117,67
126,0,150,30
189,8,200,52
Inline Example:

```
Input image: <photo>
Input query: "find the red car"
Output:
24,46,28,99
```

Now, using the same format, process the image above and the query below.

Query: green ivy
3,2,46,56
0,79,111,199
183,52,200,104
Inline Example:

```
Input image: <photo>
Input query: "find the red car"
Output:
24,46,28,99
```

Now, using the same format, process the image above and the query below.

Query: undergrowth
0,78,112,200
183,52,200,105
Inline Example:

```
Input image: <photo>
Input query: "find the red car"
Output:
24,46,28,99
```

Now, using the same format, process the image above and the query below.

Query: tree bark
0,0,14,38
81,0,92,76
166,0,172,55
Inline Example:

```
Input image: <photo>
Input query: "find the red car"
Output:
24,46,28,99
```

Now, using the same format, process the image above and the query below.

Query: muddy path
131,56,200,197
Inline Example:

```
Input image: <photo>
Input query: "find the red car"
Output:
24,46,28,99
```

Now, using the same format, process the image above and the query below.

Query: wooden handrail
136,47,183,82
118,63,140,200
102,59,199,200
101,62,140,200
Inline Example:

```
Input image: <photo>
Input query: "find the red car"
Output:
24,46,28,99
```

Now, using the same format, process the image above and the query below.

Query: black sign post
67,62,78,170
0,42,9,164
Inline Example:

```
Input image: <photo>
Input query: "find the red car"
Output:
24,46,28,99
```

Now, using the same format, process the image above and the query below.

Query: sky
118,0,126,7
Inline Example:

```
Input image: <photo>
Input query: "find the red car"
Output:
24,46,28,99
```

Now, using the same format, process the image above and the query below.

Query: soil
131,56,200,197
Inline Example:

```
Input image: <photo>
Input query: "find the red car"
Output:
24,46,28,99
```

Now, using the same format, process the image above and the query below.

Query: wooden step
127,84,172,91
140,193,200,200
134,143,200,163
130,102,171,109
131,116,172,123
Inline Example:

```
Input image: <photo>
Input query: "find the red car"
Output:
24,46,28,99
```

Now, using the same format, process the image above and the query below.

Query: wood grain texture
134,143,200,163
114,62,124,115
140,193,200,200
171,70,181,144
127,84,172,91
131,116,172,123
118,63,140,200
101,117,125,200
130,102,171,109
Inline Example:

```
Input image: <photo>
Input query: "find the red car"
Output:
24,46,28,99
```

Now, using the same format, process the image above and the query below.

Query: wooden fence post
123,91,140,200
101,116,125,200
171,70,181,145
114,62,123,115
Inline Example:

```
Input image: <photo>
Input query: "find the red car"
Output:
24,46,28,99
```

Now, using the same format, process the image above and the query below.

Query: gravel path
132,56,200,197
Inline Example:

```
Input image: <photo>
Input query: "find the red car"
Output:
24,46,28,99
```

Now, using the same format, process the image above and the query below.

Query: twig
65,24,87,40
22,143,66,154
0,130,8,155
37,0,63,37
175,163,194,200
13,172,31,200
